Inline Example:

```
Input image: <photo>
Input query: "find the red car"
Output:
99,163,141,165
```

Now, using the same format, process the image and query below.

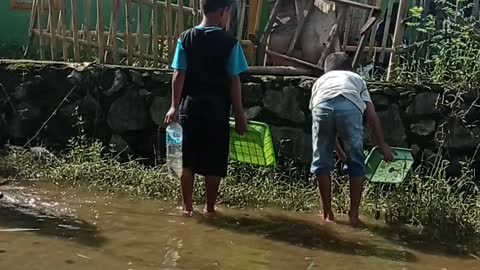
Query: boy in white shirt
310,52,394,225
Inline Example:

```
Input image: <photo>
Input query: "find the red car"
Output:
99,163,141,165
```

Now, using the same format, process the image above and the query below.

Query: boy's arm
230,76,247,135
164,70,185,124
364,102,394,161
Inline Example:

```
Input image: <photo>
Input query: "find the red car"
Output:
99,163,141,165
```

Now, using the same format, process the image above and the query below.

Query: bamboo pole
59,0,68,60
24,0,38,58
38,0,45,60
254,0,263,35
387,0,407,80
266,49,322,70
97,0,106,64
257,0,282,65
126,0,133,65
152,0,159,67
137,0,145,65
380,0,395,63
166,0,173,61
287,0,314,55
367,0,382,61
71,0,80,61
84,0,92,57
343,7,352,49
178,0,185,34
192,0,199,25
111,0,120,64
48,0,57,60
237,0,247,40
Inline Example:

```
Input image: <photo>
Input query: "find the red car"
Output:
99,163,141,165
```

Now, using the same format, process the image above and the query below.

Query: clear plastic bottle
166,122,183,177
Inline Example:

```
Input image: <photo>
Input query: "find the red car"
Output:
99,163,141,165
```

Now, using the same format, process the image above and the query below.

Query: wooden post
152,0,159,67
38,0,45,60
137,0,145,66
317,5,347,67
126,0,133,65
71,0,80,61
387,0,407,81
380,0,394,63
166,0,173,61
97,0,105,64
287,0,314,55
48,0,57,60
257,0,282,65
24,0,38,58
111,0,120,64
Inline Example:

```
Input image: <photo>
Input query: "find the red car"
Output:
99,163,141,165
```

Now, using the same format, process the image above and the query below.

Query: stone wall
0,60,478,178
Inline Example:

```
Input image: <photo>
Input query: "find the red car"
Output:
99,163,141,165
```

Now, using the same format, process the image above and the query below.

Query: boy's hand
235,115,248,135
164,106,179,125
379,143,395,162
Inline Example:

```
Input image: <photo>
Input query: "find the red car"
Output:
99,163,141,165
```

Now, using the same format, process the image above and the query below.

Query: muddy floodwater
1,182,479,270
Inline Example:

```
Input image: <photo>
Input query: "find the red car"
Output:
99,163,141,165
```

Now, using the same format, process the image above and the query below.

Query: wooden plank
287,0,314,55
38,0,45,60
126,0,133,65
166,0,173,61
387,0,407,80
178,0,185,34
152,0,159,67
257,0,282,65
111,0,120,64
84,0,92,57
137,0,145,65
237,0,247,40
344,45,394,53
380,0,395,62
266,49,322,70
367,0,382,61
97,0,105,63
353,8,377,68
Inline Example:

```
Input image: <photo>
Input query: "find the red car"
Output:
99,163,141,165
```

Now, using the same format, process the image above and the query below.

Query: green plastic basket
229,119,276,167
365,147,414,184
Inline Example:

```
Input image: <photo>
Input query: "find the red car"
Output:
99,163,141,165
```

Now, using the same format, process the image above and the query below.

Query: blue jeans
311,96,365,177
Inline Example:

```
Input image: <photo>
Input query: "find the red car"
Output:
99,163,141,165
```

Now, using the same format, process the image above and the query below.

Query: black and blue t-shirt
171,26,248,119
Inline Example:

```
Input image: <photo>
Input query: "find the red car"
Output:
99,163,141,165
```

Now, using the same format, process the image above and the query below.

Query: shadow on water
196,212,417,263
0,202,107,247
341,220,480,259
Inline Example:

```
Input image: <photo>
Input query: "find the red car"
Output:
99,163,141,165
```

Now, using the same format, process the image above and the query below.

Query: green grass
1,139,480,242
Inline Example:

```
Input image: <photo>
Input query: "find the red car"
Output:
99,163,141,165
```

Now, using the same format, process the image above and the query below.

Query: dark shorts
180,115,230,178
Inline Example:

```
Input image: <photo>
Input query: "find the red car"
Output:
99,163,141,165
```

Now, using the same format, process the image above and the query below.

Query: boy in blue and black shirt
165,0,248,216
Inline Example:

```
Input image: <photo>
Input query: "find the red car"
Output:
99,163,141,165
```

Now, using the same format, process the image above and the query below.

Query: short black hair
324,52,352,72
201,0,233,14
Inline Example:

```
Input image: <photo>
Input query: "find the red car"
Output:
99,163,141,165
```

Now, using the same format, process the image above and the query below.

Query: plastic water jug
166,122,183,177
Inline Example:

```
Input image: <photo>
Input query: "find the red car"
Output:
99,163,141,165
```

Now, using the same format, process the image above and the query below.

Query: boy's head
201,0,233,29
324,52,353,72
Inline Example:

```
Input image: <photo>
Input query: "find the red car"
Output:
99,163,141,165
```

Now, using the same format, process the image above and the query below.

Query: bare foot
348,211,365,227
323,211,335,223
182,210,193,217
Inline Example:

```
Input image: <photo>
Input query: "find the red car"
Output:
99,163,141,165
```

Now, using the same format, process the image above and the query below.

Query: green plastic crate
365,147,414,184
229,119,276,167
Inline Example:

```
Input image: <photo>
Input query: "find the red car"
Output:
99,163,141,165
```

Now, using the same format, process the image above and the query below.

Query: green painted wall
0,3,31,49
